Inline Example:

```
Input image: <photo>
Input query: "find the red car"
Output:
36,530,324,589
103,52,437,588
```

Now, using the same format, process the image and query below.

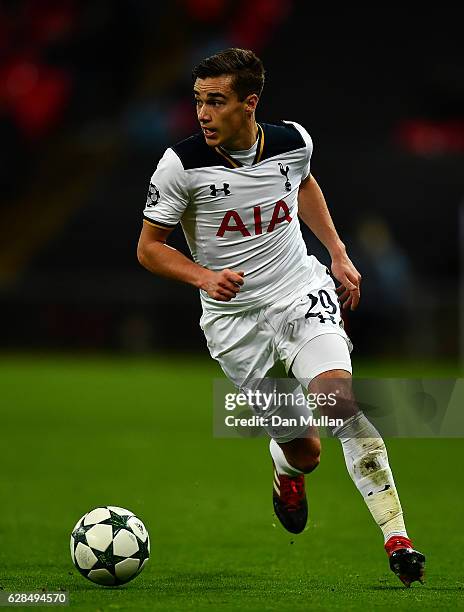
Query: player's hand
332,255,362,310
199,268,245,302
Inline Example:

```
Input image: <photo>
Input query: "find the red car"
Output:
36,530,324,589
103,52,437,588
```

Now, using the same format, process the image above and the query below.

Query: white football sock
333,412,408,543
269,438,303,476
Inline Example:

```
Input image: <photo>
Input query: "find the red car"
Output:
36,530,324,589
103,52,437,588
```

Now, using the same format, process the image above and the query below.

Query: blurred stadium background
1,3,464,610
0,0,463,364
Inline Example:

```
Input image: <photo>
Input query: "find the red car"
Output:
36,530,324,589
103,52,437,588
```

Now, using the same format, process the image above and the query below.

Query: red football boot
385,536,426,587
272,466,307,534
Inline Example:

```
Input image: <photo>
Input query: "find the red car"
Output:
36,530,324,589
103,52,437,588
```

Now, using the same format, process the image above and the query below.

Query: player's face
194,76,256,149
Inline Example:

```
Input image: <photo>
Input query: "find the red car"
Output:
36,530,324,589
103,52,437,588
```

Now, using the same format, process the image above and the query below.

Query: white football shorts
200,257,353,442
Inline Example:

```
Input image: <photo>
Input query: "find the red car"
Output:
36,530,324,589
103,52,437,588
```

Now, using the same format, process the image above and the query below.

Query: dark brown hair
192,48,265,101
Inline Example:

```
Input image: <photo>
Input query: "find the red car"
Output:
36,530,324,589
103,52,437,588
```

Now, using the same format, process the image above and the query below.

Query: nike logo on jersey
216,200,292,237
210,183,231,197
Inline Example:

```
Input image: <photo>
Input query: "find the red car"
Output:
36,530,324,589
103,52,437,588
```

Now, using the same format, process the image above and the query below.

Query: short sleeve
143,148,189,229
284,120,313,181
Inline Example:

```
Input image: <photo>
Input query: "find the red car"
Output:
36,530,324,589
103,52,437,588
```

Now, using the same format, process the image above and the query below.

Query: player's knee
312,375,357,420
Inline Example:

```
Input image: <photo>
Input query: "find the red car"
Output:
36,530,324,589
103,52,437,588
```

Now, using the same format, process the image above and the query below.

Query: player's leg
202,308,319,534
269,324,353,535
272,432,321,474
201,306,313,530
266,266,353,535
269,427,320,534
306,365,408,545
292,341,425,585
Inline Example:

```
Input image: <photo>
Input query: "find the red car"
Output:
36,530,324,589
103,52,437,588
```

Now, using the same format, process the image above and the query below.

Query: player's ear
244,94,259,114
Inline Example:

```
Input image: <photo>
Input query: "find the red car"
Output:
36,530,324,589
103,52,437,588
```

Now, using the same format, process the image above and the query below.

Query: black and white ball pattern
70,506,150,586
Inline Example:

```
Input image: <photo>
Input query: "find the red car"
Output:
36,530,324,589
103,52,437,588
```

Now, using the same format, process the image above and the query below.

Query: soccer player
137,48,425,586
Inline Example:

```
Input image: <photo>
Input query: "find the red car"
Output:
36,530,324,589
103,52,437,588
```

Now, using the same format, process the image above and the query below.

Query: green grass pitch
0,355,463,611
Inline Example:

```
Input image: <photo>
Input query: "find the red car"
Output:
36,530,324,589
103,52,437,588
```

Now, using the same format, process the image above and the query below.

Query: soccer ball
70,506,150,586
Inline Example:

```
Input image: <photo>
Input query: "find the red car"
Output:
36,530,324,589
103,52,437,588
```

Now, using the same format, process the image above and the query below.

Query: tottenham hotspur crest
278,163,292,191
146,183,160,208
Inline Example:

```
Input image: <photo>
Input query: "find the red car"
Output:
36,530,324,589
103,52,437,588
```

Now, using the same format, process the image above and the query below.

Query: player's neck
222,119,258,151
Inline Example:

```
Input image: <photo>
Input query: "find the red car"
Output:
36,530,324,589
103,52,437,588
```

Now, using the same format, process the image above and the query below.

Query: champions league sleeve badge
146,183,160,208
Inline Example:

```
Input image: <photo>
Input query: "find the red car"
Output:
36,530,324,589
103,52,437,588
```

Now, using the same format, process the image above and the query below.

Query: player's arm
298,174,361,310
137,222,244,302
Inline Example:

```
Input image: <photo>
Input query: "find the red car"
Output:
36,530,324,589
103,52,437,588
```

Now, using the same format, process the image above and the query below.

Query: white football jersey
143,120,316,314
